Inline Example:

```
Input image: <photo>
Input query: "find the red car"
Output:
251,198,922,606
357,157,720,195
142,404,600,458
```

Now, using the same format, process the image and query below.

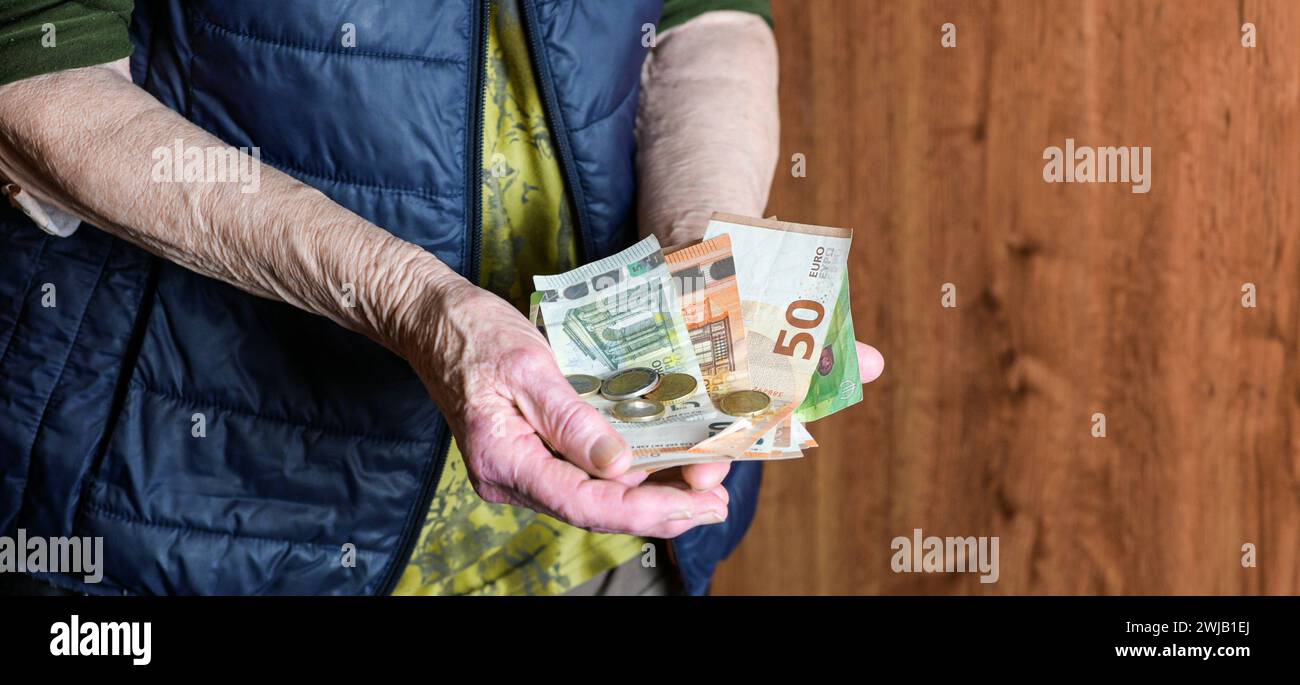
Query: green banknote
533,235,698,375
795,271,862,421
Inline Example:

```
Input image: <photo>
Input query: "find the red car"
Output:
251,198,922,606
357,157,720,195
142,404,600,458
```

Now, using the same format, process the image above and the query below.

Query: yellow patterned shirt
393,0,645,596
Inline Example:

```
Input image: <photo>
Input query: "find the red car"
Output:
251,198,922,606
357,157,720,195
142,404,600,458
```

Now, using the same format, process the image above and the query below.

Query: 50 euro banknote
687,213,853,458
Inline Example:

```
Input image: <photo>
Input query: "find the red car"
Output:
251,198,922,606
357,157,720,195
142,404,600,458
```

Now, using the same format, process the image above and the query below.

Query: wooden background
712,0,1300,594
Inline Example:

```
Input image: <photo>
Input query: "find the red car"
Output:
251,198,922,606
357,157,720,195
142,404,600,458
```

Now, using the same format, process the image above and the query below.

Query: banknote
689,213,853,457
743,414,816,458
640,411,817,469
534,235,697,375
528,290,545,335
702,213,853,401
764,414,818,453
796,270,863,421
637,448,804,472
664,235,750,398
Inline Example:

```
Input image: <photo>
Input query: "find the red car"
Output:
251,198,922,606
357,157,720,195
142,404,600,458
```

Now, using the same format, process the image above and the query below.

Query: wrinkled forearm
0,60,460,356
636,11,780,246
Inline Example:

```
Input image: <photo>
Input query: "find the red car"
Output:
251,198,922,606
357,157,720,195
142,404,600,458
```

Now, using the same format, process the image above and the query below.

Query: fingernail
590,434,625,471
699,510,727,525
666,510,693,522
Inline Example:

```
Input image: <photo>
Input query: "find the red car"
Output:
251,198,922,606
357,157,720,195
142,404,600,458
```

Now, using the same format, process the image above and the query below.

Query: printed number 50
773,299,825,360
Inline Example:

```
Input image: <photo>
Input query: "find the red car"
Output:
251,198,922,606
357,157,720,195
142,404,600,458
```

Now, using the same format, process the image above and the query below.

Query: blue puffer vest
0,0,761,595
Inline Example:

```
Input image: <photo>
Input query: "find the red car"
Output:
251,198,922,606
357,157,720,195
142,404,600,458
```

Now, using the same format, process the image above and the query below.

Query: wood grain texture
711,0,1300,595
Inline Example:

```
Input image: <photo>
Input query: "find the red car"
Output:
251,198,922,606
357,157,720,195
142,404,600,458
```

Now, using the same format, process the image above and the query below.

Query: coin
601,367,661,400
642,372,697,403
565,374,602,398
718,389,771,416
611,398,666,423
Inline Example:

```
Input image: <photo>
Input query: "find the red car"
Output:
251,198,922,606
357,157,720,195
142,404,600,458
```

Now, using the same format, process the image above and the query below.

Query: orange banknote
664,234,750,398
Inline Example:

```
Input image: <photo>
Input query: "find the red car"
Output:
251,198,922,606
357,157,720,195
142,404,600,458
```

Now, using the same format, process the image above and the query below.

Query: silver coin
565,374,602,398
611,398,666,423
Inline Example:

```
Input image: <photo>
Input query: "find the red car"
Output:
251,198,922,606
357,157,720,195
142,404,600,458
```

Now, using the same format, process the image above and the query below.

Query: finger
511,355,633,478
642,477,730,507
503,446,730,538
680,461,731,491
856,342,885,383
646,462,728,491
706,482,729,507
612,468,650,487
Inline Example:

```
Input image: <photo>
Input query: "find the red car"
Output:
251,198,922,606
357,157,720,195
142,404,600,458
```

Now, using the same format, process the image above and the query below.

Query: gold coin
642,373,697,403
601,367,661,400
565,374,601,398
718,389,771,417
611,398,666,423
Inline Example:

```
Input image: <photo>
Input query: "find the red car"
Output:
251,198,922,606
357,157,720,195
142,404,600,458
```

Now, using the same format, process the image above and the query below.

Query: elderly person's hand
402,277,730,537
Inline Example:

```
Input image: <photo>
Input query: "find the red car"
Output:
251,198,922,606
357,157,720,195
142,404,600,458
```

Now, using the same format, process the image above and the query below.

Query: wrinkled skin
411,279,733,538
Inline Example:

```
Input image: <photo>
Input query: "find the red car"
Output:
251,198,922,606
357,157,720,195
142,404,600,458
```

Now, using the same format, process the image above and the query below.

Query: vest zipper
468,0,491,286
375,0,491,596
520,0,593,261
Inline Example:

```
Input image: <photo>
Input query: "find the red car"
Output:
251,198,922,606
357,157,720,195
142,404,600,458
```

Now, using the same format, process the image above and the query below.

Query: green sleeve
0,1,133,87
659,0,772,33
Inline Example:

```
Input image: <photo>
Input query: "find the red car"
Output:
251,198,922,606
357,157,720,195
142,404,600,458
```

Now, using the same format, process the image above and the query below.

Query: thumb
514,371,633,478
856,342,885,384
